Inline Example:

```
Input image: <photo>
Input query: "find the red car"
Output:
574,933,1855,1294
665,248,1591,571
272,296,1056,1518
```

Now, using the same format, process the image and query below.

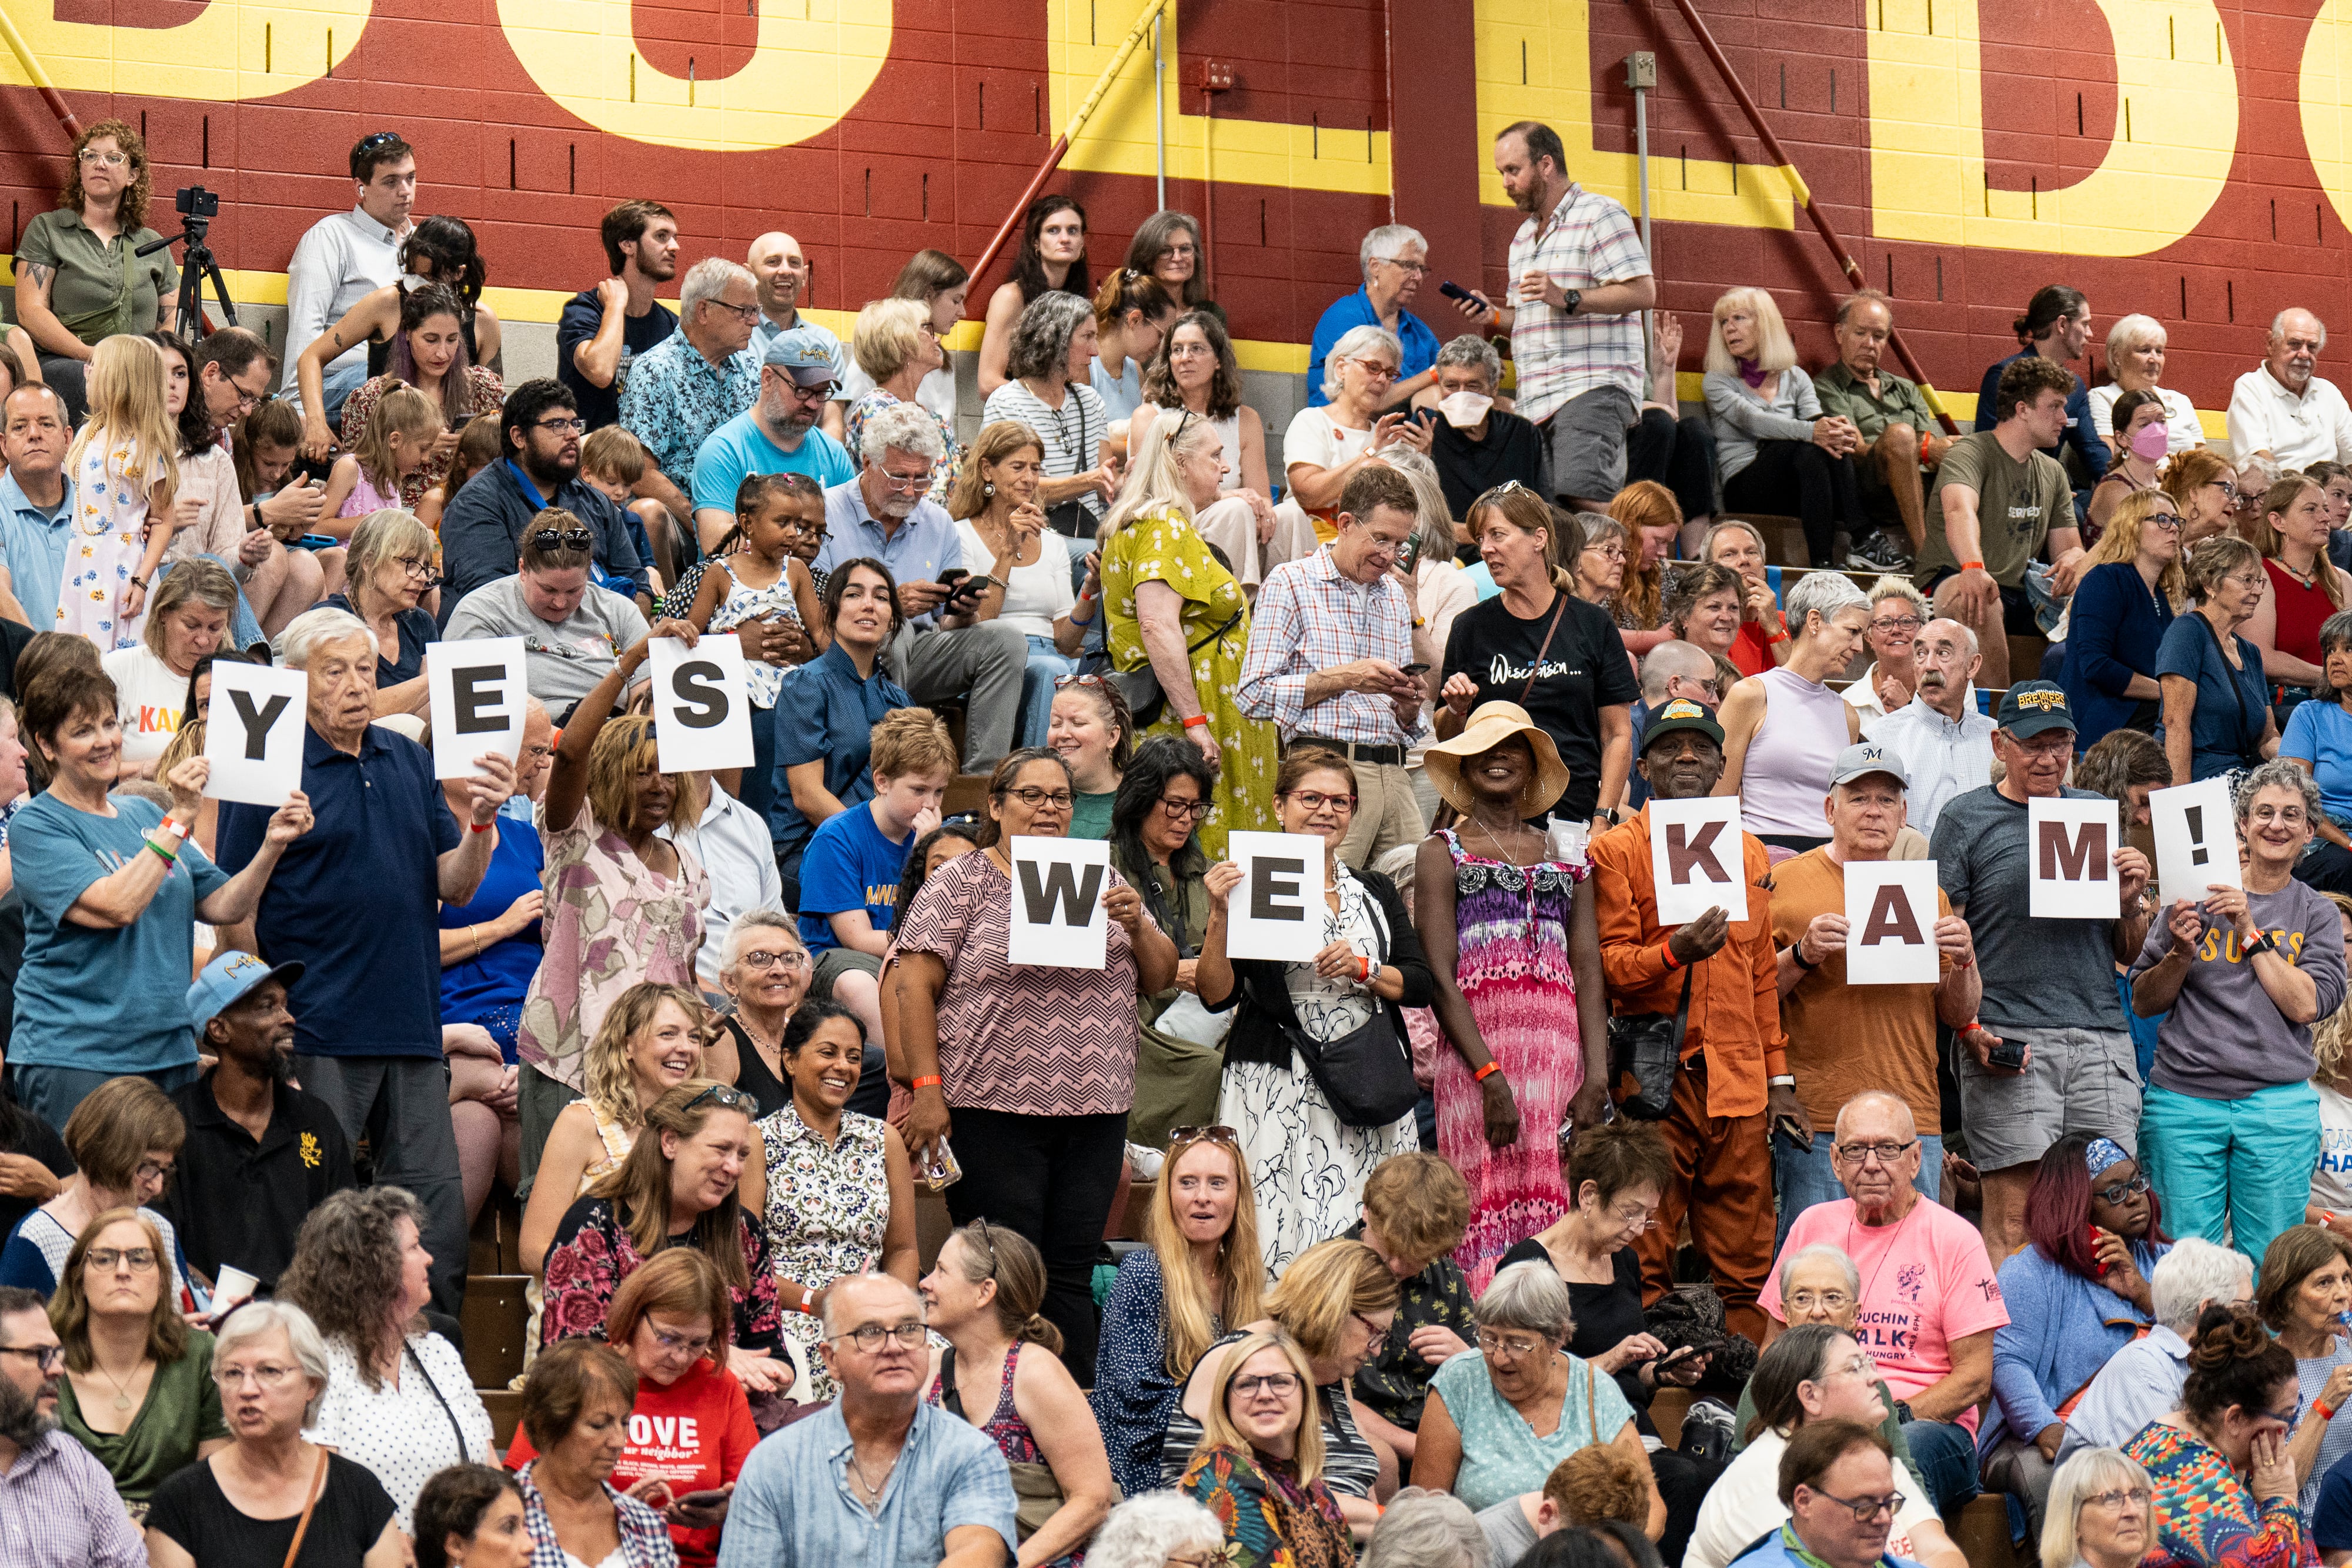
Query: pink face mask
2129,422,2169,462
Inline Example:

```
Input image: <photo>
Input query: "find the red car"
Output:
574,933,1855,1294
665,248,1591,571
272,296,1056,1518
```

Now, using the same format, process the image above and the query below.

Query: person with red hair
1982,1132,2173,1536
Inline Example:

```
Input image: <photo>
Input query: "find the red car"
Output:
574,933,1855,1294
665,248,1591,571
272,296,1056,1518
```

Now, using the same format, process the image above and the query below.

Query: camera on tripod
139,185,235,330
175,186,219,221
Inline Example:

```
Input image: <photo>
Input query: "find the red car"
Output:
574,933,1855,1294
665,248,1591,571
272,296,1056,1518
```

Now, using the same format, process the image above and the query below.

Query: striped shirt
1505,183,1650,423
1237,545,1422,745
0,1431,147,1568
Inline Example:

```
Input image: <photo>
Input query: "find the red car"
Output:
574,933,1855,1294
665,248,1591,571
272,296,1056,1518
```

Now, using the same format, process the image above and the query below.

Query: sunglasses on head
1168,1125,1239,1148
530,527,595,551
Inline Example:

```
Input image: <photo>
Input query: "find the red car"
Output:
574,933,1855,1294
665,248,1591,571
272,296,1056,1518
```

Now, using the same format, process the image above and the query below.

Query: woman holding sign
896,747,1178,1378
2130,760,2348,1268
517,621,711,1186
9,667,312,1122
1197,749,1435,1273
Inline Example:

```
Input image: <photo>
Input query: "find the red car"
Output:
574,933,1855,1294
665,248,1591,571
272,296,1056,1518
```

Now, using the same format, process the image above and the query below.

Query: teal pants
2141,1079,2319,1273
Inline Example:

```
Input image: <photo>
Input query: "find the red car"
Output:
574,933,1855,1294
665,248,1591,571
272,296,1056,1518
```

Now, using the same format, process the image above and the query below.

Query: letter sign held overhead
1648,795,1748,924
427,638,529,782
2029,797,2120,918
203,662,312,807
1007,835,1111,968
647,638,754,773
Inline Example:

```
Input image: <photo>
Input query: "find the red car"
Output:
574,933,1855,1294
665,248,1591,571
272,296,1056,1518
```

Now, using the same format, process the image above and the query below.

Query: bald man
747,232,848,442
2227,306,2352,469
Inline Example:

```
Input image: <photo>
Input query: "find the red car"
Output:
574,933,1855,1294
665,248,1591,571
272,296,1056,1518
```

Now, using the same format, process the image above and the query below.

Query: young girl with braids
2123,1303,2310,1568
59,334,179,651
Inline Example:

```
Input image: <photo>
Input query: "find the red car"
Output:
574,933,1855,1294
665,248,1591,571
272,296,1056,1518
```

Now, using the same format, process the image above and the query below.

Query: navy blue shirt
767,643,907,864
2316,1451,2352,1552
556,288,676,433
1975,349,2109,494
2153,613,2270,781
436,461,650,620
2060,561,2175,751
322,593,437,687
216,724,461,1059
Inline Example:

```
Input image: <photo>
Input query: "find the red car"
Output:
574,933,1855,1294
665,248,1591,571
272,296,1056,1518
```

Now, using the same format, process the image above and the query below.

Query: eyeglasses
1353,1311,1394,1349
738,947,811,972
2083,1487,2153,1511
650,1326,714,1358
136,1159,174,1185
1806,1486,1905,1523
534,417,588,435
1157,795,1214,821
1054,673,1110,690
2249,805,2310,825
1282,790,1357,813
2224,572,2269,590
1583,544,1626,563
1158,243,1198,260
393,555,435,580
1168,1125,1239,1147
1476,1329,1552,1359
971,1217,1003,1278
681,1084,754,1116
706,299,763,324
829,1320,928,1352
1833,1140,1917,1166
1869,615,1923,633
1608,1201,1661,1232
2261,1398,2304,1427
875,467,932,492
77,148,129,167
226,375,270,411
216,1362,303,1390
2146,513,2184,531
1375,258,1430,277
1232,1372,1302,1397
355,131,405,153
0,1344,64,1372
781,379,836,403
85,1246,158,1273
1818,1353,1875,1381
1788,1288,1856,1313
1005,786,1075,808
529,527,595,551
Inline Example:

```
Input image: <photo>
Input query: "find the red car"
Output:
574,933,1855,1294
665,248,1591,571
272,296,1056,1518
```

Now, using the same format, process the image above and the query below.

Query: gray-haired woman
1279,323,1429,543
318,506,440,713
102,556,237,778
2133,758,2349,1265
1714,571,1870,857
715,910,814,1118
143,1299,406,1568
1363,1486,1489,1568
1410,1261,1664,1526
981,291,1119,539
1089,1490,1230,1568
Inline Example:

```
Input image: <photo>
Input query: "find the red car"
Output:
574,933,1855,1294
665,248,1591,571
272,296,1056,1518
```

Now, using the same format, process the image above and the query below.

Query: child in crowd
319,382,444,534
230,396,305,514
60,334,181,651
796,706,958,1056
579,426,672,587
418,411,504,533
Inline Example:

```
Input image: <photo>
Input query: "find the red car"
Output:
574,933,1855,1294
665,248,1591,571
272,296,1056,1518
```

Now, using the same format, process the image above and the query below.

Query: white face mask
1439,390,1494,428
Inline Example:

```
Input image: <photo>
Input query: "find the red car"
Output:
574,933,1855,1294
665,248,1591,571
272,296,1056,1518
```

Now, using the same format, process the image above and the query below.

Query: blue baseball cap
1996,680,2076,740
761,326,838,389
187,951,304,1032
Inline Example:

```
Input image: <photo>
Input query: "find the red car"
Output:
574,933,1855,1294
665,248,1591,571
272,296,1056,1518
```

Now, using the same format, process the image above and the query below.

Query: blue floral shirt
617,332,760,494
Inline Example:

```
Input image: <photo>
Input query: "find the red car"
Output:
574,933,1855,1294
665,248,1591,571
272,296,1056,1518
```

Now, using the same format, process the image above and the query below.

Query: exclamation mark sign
2185,805,2208,865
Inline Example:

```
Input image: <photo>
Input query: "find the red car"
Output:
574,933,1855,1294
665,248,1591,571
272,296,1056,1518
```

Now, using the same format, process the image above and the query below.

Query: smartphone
1652,1343,1706,1376
1438,280,1480,305
1401,661,1431,677
1987,1037,2027,1072
674,1489,730,1510
948,574,996,603
2084,1224,2110,1276
938,568,970,589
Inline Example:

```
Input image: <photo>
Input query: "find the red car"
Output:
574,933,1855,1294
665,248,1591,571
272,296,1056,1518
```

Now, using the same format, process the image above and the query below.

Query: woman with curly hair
2124,1303,2310,1568
276,1186,495,1530
12,118,176,422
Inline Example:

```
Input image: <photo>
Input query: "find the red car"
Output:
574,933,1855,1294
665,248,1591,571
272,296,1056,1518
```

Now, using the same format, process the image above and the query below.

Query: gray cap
1830,740,1909,790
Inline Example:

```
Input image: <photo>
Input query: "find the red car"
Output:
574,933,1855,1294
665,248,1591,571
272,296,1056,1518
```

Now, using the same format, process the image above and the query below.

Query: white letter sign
1006,835,1110,969
201,661,311,807
427,636,528,781
2151,776,2241,907
1225,830,1327,962
1845,859,1941,985
1648,795,1748,925
648,637,754,772
2029,795,2121,918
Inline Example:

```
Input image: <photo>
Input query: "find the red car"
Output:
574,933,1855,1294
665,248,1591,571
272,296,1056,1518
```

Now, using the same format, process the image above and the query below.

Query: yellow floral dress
1101,503,1278,858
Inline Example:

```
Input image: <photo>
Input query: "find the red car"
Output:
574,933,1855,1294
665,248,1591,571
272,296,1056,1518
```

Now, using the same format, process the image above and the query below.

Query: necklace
92,1358,146,1413
1469,815,1538,862
1844,1199,1920,1305
847,1443,900,1506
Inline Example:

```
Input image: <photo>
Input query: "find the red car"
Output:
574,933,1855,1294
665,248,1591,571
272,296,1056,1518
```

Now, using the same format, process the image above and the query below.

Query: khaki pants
1335,758,1427,869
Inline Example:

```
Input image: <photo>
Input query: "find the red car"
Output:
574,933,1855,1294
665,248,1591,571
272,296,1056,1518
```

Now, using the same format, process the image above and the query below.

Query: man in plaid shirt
1237,464,1435,865
1454,121,1657,509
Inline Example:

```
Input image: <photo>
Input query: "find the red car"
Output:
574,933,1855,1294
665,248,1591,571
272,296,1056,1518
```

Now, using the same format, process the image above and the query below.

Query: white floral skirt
1222,1057,1418,1276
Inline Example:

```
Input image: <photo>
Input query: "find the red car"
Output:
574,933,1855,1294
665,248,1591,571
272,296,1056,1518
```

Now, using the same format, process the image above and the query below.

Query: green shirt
1814,361,1937,446
1921,430,2072,587
58,1329,228,1513
1068,789,1116,841
15,207,176,345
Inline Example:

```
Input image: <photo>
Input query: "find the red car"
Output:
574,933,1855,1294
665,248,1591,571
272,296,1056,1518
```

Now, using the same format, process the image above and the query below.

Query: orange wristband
1960,560,1985,570
1660,940,1683,970
1474,1061,1502,1082
911,1075,942,1090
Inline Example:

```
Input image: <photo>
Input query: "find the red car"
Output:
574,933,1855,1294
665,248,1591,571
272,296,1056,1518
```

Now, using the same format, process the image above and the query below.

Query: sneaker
1846,530,1913,573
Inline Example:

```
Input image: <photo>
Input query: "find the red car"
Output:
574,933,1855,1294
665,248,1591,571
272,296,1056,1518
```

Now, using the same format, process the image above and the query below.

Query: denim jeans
1017,634,1081,750
1900,1415,1982,1514
10,1061,199,1129
1772,1128,1943,1252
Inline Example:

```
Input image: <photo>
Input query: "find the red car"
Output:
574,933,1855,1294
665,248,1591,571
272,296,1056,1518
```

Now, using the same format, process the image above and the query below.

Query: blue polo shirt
0,469,75,628
767,642,907,865
796,801,913,954
216,723,460,1059
1305,287,1442,408
814,481,961,628
689,410,856,516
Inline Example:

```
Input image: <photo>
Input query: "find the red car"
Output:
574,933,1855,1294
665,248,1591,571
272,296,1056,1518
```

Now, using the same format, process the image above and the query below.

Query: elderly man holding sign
894,747,1177,1379
215,606,514,1315
2130,760,2348,1266
1587,698,1784,1345
1768,741,1980,1248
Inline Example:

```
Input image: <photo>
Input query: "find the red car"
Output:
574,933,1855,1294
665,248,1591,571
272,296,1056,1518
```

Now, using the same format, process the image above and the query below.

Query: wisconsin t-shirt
796,801,913,954
1921,431,2072,587
1439,589,1637,821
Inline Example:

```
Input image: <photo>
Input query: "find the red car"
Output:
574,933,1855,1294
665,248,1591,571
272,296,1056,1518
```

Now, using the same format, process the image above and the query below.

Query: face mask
2129,422,2169,462
1439,391,1494,428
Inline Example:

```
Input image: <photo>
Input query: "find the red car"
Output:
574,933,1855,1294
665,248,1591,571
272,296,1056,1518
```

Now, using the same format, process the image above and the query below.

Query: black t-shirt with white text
1440,590,1638,821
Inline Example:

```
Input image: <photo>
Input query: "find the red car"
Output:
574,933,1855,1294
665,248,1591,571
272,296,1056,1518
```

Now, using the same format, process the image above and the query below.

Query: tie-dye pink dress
1433,827,1588,1290
59,430,159,651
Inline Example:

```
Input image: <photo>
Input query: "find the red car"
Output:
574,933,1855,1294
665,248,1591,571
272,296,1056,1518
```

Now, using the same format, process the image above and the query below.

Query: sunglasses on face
529,528,595,551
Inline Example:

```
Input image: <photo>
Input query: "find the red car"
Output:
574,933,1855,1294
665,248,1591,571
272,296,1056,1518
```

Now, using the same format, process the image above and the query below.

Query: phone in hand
674,1489,730,1510
1438,280,1481,305
947,574,995,606
1401,661,1431,677
1987,1036,2027,1072
2085,1224,2110,1276
1651,1343,1706,1378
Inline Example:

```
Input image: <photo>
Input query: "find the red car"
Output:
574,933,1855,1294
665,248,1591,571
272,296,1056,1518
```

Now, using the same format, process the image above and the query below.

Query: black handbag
1607,967,1692,1121
1094,607,1243,730
1258,891,1418,1128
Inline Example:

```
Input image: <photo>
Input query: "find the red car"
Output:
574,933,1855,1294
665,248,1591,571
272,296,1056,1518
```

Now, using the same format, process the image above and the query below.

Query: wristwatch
1561,287,1582,316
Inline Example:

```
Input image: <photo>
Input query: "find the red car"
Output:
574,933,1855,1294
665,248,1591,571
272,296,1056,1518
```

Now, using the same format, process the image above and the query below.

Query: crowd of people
5,108,2352,1568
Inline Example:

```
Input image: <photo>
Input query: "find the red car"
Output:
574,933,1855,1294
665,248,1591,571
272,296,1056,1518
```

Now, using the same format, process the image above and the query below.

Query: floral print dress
1101,504,1277,860
61,430,159,650
1180,1442,1352,1568
2126,1419,2315,1568
539,1195,781,1355
758,1102,891,1400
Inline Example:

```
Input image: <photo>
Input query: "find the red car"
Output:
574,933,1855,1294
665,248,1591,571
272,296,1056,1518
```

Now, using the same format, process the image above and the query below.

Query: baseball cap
1996,679,2077,739
1639,698,1725,754
1830,740,1910,790
187,951,304,1033
761,327,838,389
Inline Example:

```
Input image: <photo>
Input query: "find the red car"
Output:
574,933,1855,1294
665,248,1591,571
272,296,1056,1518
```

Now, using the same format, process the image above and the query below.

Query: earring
983,480,996,499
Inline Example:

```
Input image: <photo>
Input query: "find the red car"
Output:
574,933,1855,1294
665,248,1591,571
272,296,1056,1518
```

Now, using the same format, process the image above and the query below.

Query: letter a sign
1648,795,1747,925
2028,797,2120,918
1007,835,1111,969
1845,860,1940,985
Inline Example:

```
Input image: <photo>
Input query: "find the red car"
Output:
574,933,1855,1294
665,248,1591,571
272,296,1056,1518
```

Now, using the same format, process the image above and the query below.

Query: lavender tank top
1740,666,1851,838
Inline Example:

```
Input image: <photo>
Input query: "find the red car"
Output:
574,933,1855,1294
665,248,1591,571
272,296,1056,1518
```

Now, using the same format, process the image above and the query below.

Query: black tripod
137,185,236,335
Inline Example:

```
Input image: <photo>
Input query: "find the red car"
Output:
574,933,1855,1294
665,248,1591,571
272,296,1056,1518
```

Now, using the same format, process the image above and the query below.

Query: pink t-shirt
1760,1197,2010,1435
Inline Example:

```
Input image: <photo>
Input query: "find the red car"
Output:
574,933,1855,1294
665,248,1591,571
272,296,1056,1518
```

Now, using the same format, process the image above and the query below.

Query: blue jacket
2063,560,2176,750
436,462,650,624
1092,1248,1186,1500
1983,1235,2166,1456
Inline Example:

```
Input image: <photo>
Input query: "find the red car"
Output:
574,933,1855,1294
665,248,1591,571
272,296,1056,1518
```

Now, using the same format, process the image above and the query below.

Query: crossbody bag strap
280,1446,330,1568
1669,965,1696,1053
403,1341,473,1462
1522,591,1571,703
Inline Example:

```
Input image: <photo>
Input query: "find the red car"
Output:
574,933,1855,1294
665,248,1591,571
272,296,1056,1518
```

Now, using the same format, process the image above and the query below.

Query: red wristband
1660,940,1682,971
1960,560,1985,571
1182,713,1211,730
2321,1399,2340,1423
1474,1061,1502,1082
469,820,493,834
1358,955,1372,982
910,1075,943,1091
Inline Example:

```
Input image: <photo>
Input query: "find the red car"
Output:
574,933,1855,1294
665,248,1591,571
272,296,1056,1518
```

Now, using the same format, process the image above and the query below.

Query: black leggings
1626,406,1719,525
1721,439,1863,567
941,1106,1127,1379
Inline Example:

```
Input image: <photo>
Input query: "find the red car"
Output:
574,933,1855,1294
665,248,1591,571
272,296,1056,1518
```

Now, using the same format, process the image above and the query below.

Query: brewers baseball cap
1996,679,2077,739
1639,698,1725,754
1830,740,1910,790
762,326,838,389
187,951,304,1032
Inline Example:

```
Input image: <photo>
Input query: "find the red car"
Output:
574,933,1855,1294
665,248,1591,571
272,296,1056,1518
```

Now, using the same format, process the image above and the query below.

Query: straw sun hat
1422,701,1571,818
